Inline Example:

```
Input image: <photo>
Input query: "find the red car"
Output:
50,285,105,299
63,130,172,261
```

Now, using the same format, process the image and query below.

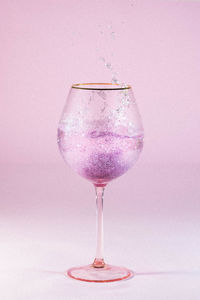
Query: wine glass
57,83,144,282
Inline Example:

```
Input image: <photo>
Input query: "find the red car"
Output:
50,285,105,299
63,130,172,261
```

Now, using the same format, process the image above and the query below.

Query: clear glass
57,83,144,282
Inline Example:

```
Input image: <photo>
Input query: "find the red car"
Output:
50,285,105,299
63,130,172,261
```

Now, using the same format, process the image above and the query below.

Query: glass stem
93,185,106,268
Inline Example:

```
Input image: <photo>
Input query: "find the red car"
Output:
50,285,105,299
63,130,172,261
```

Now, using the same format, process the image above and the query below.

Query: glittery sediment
58,128,143,185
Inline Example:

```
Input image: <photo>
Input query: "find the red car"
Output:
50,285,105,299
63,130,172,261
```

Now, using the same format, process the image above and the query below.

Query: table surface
1,163,200,300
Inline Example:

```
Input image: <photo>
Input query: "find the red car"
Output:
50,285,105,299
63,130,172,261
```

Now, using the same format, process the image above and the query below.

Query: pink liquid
58,128,143,185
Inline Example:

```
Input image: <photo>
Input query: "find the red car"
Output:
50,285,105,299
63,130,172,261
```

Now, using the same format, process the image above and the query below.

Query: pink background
1,0,200,299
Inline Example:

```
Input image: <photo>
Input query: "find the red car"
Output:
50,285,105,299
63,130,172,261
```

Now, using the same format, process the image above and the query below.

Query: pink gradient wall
0,0,200,165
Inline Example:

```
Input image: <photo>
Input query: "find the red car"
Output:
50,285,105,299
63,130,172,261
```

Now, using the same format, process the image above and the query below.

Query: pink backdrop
1,1,200,299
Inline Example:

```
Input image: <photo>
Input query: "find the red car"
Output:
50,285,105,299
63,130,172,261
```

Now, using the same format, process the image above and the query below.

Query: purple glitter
58,128,143,185
82,150,130,182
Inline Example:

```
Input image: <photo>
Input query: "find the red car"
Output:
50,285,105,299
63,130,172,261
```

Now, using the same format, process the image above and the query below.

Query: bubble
111,76,119,84
111,31,116,39
105,62,112,70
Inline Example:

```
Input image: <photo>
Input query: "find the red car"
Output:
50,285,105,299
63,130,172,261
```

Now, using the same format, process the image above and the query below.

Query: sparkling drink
58,128,143,185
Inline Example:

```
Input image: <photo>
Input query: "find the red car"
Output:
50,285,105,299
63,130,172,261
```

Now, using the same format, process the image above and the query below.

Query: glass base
67,264,133,283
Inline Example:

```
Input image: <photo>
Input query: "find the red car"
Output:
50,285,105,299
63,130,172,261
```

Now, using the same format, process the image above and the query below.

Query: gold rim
72,83,131,91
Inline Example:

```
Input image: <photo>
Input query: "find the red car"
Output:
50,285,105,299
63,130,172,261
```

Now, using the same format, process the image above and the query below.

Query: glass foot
67,264,133,283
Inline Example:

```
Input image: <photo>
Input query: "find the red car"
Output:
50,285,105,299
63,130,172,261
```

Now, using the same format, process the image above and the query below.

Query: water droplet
112,76,119,84
105,62,112,70
111,32,116,39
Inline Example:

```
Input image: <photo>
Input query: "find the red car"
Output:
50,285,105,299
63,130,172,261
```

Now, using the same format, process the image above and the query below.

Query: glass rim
71,83,131,91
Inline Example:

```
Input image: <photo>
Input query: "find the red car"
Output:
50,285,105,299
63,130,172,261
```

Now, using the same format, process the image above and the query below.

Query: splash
99,56,120,85
99,24,129,87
